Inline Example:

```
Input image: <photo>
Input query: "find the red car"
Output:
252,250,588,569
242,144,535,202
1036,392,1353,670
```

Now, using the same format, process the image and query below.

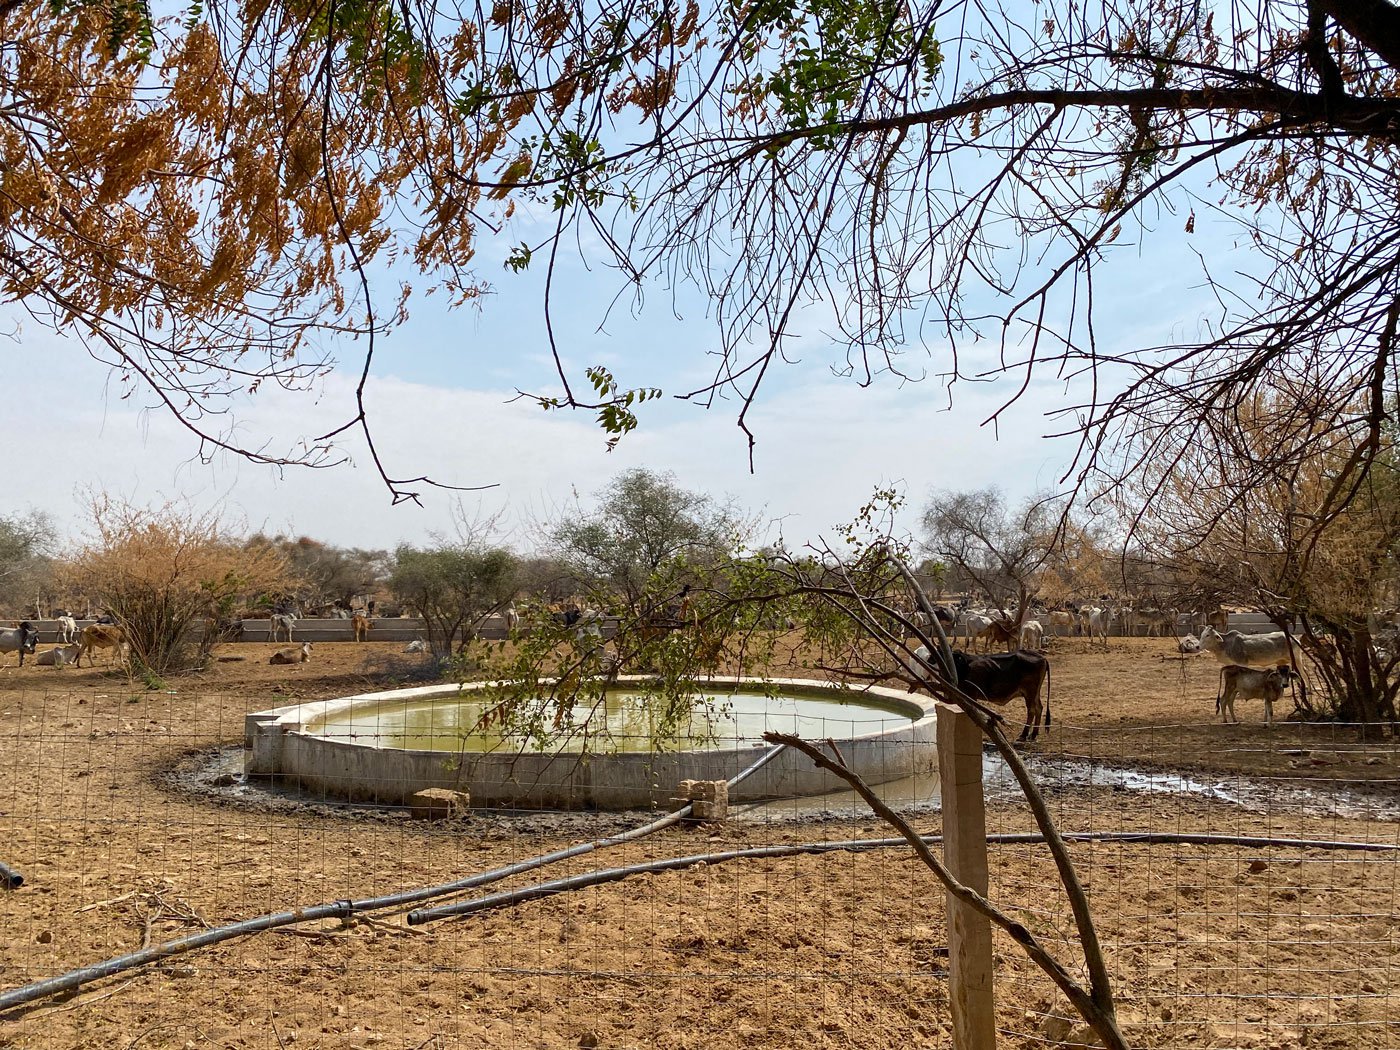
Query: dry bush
67,497,293,675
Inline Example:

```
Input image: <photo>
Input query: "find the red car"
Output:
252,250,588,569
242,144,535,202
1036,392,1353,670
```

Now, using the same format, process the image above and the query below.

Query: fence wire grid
1,659,1398,1050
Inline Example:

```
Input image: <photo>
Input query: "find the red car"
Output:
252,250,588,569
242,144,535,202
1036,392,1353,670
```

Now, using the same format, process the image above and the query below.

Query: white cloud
4,326,1077,551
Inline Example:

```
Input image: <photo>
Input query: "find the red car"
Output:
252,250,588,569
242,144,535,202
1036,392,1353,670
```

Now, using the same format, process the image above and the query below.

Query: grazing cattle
1081,606,1109,647
1199,626,1298,671
910,644,1051,742
270,613,296,643
56,615,78,644
35,643,82,668
351,613,372,642
269,642,312,665
1020,619,1044,650
963,613,1008,655
78,624,126,666
1139,607,1179,637
0,622,39,667
1217,665,1290,724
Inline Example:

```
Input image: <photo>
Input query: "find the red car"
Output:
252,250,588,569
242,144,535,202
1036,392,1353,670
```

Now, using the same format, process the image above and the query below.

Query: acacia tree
67,498,292,673
550,468,746,617
0,509,57,615
7,3,1399,510
923,489,1061,623
1126,393,1400,724
389,543,520,659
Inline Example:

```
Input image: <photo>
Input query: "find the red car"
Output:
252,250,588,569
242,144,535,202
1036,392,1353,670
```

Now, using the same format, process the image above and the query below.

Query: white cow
1020,619,1044,650
35,643,82,668
56,615,78,644
1199,626,1298,671
1047,610,1076,637
1081,606,1109,648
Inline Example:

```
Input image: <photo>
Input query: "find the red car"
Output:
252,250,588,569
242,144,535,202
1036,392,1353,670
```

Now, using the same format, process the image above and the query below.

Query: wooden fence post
937,702,996,1050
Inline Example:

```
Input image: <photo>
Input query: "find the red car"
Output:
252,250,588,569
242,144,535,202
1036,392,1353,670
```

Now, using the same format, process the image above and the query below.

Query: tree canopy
4,1,1398,502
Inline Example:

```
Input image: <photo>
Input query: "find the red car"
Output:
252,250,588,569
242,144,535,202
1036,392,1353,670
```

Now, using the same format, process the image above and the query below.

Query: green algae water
302,689,914,754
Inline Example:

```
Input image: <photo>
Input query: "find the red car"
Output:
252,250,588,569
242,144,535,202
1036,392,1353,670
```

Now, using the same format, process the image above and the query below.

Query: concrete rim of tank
243,676,939,810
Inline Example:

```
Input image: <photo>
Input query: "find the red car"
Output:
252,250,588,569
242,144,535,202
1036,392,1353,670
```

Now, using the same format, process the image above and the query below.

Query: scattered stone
34,930,51,944
676,779,728,821
1248,860,1269,874
409,788,470,820
1040,1015,1073,1043
211,772,239,787
578,1032,599,1049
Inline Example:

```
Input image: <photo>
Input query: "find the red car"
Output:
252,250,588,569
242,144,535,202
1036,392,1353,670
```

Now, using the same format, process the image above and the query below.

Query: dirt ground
1,637,1399,1049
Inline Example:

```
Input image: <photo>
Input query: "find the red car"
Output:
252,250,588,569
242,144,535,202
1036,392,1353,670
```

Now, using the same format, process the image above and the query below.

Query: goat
269,642,312,665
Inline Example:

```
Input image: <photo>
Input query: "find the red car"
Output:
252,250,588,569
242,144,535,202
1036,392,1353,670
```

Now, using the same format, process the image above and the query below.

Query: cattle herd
902,600,1309,735
0,598,1317,730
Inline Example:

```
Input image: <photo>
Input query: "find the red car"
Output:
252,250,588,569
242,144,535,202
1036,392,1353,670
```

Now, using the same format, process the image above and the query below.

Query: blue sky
0,151,1249,552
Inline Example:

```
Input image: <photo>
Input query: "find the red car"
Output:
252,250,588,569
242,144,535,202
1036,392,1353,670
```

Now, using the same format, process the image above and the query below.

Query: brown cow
351,613,371,642
78,624,126,667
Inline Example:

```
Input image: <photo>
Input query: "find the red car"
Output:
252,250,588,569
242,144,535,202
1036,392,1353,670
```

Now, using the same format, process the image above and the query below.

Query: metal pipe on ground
0,861,22,889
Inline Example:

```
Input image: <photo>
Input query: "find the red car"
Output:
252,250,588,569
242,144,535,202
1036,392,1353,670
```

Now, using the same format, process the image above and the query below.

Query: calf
0,622,39,667
911,644,1051,742
1217,665,1289,725
269,642,313,665
78,624,126,667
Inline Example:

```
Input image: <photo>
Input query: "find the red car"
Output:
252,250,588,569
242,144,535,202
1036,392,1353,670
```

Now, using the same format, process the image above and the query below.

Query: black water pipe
0,861,22,889
0,743,786,1011
404,828,1400,925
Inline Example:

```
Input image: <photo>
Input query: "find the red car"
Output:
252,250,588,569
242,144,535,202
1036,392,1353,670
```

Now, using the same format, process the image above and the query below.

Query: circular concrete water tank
244,676,937,809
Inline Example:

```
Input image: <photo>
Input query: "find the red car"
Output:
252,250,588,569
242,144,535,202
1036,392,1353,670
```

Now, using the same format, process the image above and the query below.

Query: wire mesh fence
2,649,1399,1049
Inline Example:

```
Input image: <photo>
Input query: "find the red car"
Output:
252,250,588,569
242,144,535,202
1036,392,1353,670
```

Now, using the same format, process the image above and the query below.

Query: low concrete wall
245,677,938,810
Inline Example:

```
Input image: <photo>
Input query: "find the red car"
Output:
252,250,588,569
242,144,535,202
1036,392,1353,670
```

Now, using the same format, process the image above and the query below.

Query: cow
910,644,1051,742
1020,619,1044,650
1047,610,1076,637
1081,606,1109,647
270,613,296,643
269,642,312,665
56,615,78,644
1139,607,1179,637
1217,665,1291,724
1205,608,1229,633
1199,626,1298,671
0,622,39,667
35,643,82,668
962,612,999,652
78,624,126,667
351,613,372,642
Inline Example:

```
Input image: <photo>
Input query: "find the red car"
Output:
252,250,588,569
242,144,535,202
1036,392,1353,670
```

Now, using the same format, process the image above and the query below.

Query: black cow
911,645,1051,742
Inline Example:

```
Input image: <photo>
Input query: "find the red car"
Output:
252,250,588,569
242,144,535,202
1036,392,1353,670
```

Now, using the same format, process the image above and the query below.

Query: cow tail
1044,663,1052,730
